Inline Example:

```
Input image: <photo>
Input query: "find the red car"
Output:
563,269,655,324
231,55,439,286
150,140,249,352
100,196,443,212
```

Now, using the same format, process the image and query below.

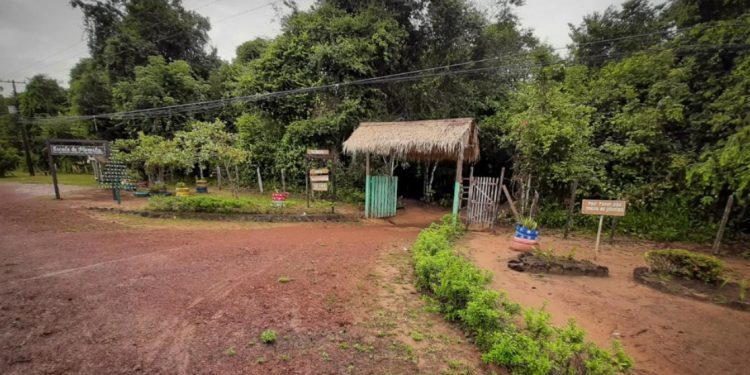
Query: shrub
0,144,20,177
644,249,724,284
260,329,277,344
148,195,266,214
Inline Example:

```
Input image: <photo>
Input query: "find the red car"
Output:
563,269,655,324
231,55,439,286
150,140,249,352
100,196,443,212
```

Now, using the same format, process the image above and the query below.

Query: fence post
563,180,578,239
365,153,371,218
712,193,734,254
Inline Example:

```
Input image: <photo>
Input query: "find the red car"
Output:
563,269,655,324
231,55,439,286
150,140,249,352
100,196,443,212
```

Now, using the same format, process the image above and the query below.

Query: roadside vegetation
412,217,633,374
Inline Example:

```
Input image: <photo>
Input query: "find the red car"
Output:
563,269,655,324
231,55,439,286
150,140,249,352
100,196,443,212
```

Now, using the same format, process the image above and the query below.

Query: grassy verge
147,194,334,215
411,216,633,375
0,171,98,187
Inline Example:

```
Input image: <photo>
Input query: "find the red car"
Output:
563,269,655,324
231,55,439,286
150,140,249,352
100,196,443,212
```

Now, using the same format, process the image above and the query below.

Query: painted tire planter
510,224,539,252
515,224,539,240
133,191,150,198
175,187,191,197
510,237,538,252
196,180,208,193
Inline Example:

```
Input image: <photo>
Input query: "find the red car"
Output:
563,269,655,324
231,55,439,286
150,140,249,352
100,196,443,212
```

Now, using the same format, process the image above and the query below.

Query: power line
24,41,750,126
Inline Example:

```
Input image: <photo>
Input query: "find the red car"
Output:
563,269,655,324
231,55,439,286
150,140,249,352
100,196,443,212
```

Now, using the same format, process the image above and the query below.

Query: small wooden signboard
306,149,332,159
312,182,328,191
581,199,628,259
581,199,627,217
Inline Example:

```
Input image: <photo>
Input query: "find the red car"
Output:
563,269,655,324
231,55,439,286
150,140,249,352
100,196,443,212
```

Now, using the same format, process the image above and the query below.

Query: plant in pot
510,217,539,252
195,179,208,193
175,181,190,197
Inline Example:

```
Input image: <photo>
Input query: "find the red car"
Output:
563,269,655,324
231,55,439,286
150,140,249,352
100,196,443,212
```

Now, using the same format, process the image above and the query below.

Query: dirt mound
633,267,750,312
507,251,609,277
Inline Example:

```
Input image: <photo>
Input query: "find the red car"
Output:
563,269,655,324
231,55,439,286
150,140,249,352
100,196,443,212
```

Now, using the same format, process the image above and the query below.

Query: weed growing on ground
256,356,266,364
410,331,425,342
644,249,724,283
321,351,332,362
260,329,277,344
279,353,290,362
224,347,236,357
278,276,291,283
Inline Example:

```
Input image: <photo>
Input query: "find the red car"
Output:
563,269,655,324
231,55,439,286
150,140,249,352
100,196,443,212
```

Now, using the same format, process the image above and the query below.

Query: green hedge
644,249,724,284
412,217,633,375
148,195,268,214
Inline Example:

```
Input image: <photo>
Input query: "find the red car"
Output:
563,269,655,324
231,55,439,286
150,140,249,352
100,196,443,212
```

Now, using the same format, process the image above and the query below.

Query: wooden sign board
309,168,329,175
312,182,328,191
306,149,332,159
310,174,329,182
581,199,627,217
50,144,107,156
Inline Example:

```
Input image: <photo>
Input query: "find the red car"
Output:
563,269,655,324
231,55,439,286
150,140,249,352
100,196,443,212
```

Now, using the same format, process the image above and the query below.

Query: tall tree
112,56,208,137
569,0,666,67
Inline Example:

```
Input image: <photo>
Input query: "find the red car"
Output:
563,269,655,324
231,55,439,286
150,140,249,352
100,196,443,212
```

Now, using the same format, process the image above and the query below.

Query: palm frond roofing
342,118,479,161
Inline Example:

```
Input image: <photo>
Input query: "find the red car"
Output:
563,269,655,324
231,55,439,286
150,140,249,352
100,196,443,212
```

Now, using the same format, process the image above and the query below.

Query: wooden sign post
47,139,109,200
305,149,335,212
581,199,627,259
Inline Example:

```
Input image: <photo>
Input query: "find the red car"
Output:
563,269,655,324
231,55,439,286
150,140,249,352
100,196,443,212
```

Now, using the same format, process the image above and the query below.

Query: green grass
0,171,98,187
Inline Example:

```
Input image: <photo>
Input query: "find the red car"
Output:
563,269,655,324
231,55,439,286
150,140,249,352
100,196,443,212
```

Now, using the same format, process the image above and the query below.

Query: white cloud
1,0,630,94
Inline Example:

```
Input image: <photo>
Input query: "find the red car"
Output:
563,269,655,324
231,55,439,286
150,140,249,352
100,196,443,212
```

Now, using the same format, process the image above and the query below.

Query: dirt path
462,231,750,375
0,184,488,374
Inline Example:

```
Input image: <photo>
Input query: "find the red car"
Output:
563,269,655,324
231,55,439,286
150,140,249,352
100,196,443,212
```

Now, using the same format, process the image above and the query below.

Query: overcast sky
0,0,629,94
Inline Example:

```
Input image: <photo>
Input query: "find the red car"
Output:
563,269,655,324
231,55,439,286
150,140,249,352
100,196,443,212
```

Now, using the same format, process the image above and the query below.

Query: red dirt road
0,184,432,374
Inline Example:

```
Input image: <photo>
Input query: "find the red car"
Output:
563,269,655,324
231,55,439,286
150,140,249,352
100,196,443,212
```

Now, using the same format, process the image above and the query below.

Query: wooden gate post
47,141,61,200
452,151,464,224
365,153,371,218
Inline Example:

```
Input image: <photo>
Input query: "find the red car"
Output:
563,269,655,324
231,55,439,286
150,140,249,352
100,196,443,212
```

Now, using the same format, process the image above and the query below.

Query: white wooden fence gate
466,176,503,229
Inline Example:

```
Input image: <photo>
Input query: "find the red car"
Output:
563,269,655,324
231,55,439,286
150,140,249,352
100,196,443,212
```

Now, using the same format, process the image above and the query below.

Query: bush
412,216,633,374
536,197,715,243
260,329,277,344
644,249,724,284
0,144,20,177
148,195,266,214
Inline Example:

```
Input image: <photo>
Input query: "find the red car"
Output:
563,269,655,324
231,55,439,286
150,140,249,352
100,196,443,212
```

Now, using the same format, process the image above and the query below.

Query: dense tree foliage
1,0,748,240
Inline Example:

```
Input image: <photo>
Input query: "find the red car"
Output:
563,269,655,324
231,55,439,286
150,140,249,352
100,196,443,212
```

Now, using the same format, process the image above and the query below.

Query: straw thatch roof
343,118,480,162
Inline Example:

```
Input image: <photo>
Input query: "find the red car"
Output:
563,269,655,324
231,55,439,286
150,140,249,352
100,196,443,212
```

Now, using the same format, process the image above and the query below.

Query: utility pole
2,79,33,176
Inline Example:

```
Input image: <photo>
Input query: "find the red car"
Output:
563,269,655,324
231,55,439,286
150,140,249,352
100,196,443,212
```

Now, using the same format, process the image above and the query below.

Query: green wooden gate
365,175,398,218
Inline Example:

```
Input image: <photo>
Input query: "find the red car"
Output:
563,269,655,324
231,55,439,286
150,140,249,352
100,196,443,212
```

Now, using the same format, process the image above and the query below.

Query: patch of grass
224,347,236,357
321,351,332,362
0,172,98,187
410,331,425,342
338,342,350,350
279,353,290,362
278,275,291,283
645,249,724,284
256,356,266,364
260,329,277,344
390,341,416,363
353,342,374,353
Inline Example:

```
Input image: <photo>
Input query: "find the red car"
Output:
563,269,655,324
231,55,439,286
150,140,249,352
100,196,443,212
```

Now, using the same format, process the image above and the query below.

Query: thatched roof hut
343,118,480,162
